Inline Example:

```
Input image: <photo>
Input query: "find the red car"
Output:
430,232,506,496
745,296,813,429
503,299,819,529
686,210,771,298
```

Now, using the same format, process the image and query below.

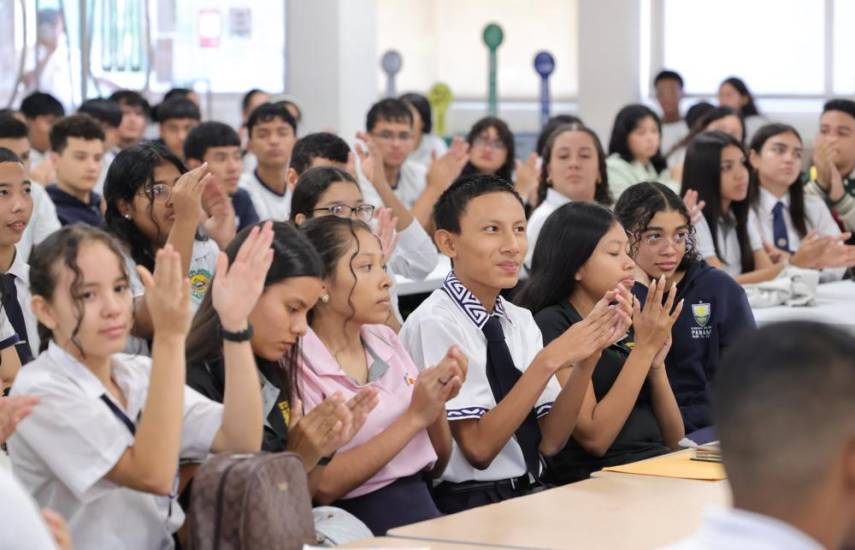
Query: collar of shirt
253,169,287,198
7,247,27,281
300,325,397,384
544,187,572,208
441,271,512,330
759,186,791,211
694,507,825,550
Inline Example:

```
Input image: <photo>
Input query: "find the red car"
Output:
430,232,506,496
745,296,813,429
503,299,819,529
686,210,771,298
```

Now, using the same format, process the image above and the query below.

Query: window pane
833,0,855,94
376,0,578,100
663,0,824,96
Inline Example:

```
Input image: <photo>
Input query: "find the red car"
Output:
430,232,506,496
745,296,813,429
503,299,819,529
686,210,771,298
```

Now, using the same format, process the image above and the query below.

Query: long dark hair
608,104,667,174
667,106,745,158
459,116,516,182
289,166,360,223
29,225,130,355
515,203,616,315
103,142,199,272
748,123,808,238
721,77,760,118
681,131,755,273
186,222,323,398
537,123,612,206
614,181,700,273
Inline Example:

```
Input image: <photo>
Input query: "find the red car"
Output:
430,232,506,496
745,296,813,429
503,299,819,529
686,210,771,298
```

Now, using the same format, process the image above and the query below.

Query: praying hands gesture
813,141,847,202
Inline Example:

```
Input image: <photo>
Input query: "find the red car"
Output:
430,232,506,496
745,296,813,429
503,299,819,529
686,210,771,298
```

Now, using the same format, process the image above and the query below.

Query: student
298,215,466,534
160,87,200,108
103,143,220,341
654,70,689,154
615,181,755,441
606,104,674,198
78,98,123,195
526,123,613,268
808,99,855,232
19,91,65,171
748,123,855,282
288,132,351,186
239,88,270,150
534,114,584,158
666,322,855,550
8,225,264,549
239,102,297,222
108,90,152,150
685,102,715,131
516,202,683,483
399,92,448,168
45,115,105,227
667,107,745,174
184,121,259,233
154,97,200,162
0,115,61,262
718,76,766,141
681,131,791,283
458,116,539,205
289,166,438,326
400,174,627,513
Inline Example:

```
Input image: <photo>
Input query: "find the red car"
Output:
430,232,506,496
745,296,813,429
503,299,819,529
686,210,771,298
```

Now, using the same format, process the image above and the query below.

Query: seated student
526,123,613,269
359,98,468,229
606,104,675,198
8,225,263,550
154,97,201,162
108,90,151,151
666,321,855,550
103,143,220,342
748,123,855,282
718,76,767,142
615,181,755,442
654,70,689,155
298,216,466,535
238,88,270,152
288,131,351,184
45,114,105,227
184,121,259,234
516,202,683,483
399,92,448,168
0,148,40,365
458,116,539,206
160,87,200,108
808,99,855,233
19,91,65,175
400,175,628,514
238,102,297,222
667,107,745,177
79,98,123,195
0,115,61,262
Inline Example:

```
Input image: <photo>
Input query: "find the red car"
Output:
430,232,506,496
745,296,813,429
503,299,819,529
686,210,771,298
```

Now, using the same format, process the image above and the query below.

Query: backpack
188,451,317,550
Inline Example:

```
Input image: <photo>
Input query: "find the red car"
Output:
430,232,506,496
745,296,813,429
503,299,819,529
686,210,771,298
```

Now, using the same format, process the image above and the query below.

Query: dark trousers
431,477,539,515
334,474,440,535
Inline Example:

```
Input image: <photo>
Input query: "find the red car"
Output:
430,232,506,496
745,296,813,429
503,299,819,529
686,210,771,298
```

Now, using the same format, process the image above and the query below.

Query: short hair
49,114,106,154
109,90,152,119
163,87,194,103
183,121,240,162
241,88,266,115
78,98,122,128
0,147,23,165
399,92,433,134
822,98,855,122
653,69,684,88
290,132,350,176
715,321,855,502
433,173,523,234
365,98,412,132
154,97,201,124
290,166,360,223
685,101,715,130
20,92,65,119
246,102,297,137
0,115,29,140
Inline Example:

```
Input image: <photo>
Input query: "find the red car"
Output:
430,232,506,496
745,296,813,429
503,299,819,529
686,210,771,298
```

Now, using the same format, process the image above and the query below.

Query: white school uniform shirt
660,119,689,159
8,342,224,550
408,134,448,169
525,188,572,269
606,153,678,199
386,219,439,323
18,181,61,263
0,467,59,550
694,211,763,278
399,272,560,484
239,170,292,222
7,248,39,358
662,507,824,550
359,160,427,210
751,186,845,282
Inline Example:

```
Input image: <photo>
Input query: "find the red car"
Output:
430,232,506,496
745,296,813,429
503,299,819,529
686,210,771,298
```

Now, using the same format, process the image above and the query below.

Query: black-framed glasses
313,203,375,222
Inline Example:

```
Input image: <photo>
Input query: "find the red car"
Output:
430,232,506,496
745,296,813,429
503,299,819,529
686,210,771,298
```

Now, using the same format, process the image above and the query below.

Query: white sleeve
126,256,144,298
746,213,763,251
518,313,558,418
180,386,224,460
28,183,61,247
693,216,717,259
0,468,59,550
387,220,438,280
806,196,847,282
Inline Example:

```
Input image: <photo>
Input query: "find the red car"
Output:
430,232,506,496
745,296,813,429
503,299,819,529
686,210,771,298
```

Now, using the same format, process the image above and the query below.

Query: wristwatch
221,323,253,342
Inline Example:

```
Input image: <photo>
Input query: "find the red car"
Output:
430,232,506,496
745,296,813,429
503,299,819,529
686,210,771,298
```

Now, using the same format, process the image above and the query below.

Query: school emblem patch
189,268,213,303
692,302,711,327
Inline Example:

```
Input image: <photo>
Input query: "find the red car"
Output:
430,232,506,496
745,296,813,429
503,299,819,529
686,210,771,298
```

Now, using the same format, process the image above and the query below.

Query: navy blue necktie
2,274,33,364
772,201,791,252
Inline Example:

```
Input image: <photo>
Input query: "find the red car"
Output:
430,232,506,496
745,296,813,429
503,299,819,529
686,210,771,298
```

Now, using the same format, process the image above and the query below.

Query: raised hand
790,232,855,270
41,509,73,550
632,276,683,353
171,163,213,224
373,207,399,263
406,354,465,429
0,395,39,443
355,132,387,189
426,136,469,192
137,244,192,337
540,293,624,372
212,222,274,332
514,152,540,204
607,285,634,347
202,178,237,249
651,336,672,370
813,141,846,202
682,189,707,225
432,345,468,402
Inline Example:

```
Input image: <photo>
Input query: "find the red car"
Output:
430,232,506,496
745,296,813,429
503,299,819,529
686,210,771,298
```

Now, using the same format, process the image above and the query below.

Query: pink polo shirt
296,324,437,499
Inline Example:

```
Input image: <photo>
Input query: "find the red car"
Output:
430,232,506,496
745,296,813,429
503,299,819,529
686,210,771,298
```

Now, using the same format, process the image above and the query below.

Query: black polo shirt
46,184,104,227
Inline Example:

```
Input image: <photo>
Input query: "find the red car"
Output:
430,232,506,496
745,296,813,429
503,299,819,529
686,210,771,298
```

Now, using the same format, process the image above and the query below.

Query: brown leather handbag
188,452,317,550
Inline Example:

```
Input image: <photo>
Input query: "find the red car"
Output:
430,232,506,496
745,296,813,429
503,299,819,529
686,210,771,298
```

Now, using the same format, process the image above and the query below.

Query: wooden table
388,474,730,550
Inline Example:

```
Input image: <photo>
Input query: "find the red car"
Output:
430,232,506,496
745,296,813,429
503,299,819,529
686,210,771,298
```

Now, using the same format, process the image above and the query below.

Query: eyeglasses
141,183,172,202
640,230,690,249
372,131,413,143
313,203,375,222
473,137,506,150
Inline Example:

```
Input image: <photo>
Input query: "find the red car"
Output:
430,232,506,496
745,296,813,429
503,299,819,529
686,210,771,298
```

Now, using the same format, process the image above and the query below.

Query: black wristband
221,323,253,342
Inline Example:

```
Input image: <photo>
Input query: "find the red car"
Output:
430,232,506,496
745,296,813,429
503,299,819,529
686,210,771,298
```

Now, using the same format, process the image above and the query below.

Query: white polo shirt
239,170,292,222
8,342,223,550
694,212,763,278
525,188,572,269
0,467,58,550
7,248,39,358
18,181,61,263
359,160,427,210
386,219,439,323
399,272,559,484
